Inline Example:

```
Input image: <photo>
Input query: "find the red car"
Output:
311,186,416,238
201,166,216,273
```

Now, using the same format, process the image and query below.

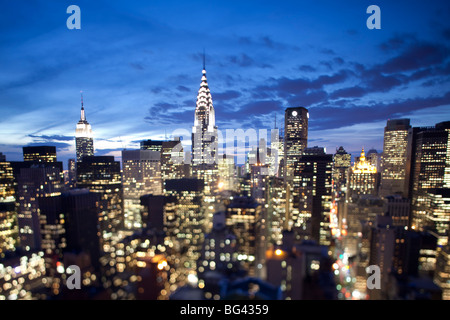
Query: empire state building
75,94,94,162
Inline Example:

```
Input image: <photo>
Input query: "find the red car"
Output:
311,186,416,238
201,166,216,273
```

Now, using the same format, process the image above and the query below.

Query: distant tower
75,93,94,162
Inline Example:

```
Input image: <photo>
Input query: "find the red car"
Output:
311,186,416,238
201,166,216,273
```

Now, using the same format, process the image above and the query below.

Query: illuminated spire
80,91,86,121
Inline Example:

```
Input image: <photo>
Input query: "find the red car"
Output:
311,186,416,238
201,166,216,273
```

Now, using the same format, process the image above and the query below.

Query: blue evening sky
0,0,449,167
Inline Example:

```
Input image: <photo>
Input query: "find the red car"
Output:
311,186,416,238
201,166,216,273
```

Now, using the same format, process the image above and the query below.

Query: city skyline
1,1,449,168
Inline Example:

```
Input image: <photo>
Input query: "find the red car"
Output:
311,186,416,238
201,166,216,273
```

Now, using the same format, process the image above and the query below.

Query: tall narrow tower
75,93,94,162
191,61,218,166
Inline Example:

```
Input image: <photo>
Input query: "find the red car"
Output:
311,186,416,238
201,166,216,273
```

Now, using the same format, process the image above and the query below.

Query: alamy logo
66,5,81,30
366,265,381,289
66,265,81,290
366,5,381,30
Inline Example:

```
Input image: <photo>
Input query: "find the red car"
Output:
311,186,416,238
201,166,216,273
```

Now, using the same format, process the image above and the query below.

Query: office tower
161,139,188,180
409,121,450,231
140,139,164,152
284,107,308,231
384,194,410,227
426,188,450,247
140,194,166,232
368,215,395,300
67,158,76,188
198,211,240,299
379,119,411,197
23,146,57,163
122,149,162,230
191,65,218,168
284,107,308,179
295,147,333,246
434,243,450,300
367,149,381,172
218,154,236,192
333,146,351,234
0,157,17,254
266,231,337,300
225,196,262,277
265,176,289,246
76,156,123,249
75,95,94,162
163,178,205,287
348,148,378,199
62,189,101,269
0,250,46,300
16,165,64,251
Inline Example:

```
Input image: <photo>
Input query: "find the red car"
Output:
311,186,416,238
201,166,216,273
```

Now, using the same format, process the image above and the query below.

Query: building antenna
203,48,206,70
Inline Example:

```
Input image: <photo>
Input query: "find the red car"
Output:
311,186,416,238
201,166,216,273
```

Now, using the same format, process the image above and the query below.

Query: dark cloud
27,142,72,149
298,65,316,72
238,100,283,115
310,92,450,130
379,33,417,52
380,42,449,73
213,90,241,101
329,86,366,99
227,53,255,67
176,85,190,92
28,134,73,141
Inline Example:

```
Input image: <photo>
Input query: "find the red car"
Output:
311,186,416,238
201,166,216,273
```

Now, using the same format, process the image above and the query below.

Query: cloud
213,90,241,101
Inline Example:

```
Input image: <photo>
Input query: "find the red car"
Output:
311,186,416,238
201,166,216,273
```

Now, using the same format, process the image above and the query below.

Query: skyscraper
379,119,411,197
284,107,308,231
75,94,94,162
122,149,162,230
348,148,378,199
409,121,450,231
76,156,123,248
191,65,218,168
296,147,333,245
0,156,17,254
23,146,57,163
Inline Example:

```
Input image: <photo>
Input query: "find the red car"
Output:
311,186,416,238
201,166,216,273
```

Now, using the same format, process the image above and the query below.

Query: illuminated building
348,148,378,199
284,107,308,232
333,146,351,234
23,146,57,163
379,119,411,197
163,178,205,287
367,149,381,173
368,215,395,300
265,176,289,246
0,157,17,254
75,94,94,162
225,196,262,277
76,156,123,245
76,155,123,291
17,165,64,251
296,147,333,246
160,139,188,181
218,154,237,192
409,121,450,231
67,158,76,188
0,250,46,300
140,139,164,151
198,211,240,299
435,242,450,300
37,189,101,296
122,149,162,230
266,231,337,300
425,188,450,247
384,194,410,227
191,64,218,168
